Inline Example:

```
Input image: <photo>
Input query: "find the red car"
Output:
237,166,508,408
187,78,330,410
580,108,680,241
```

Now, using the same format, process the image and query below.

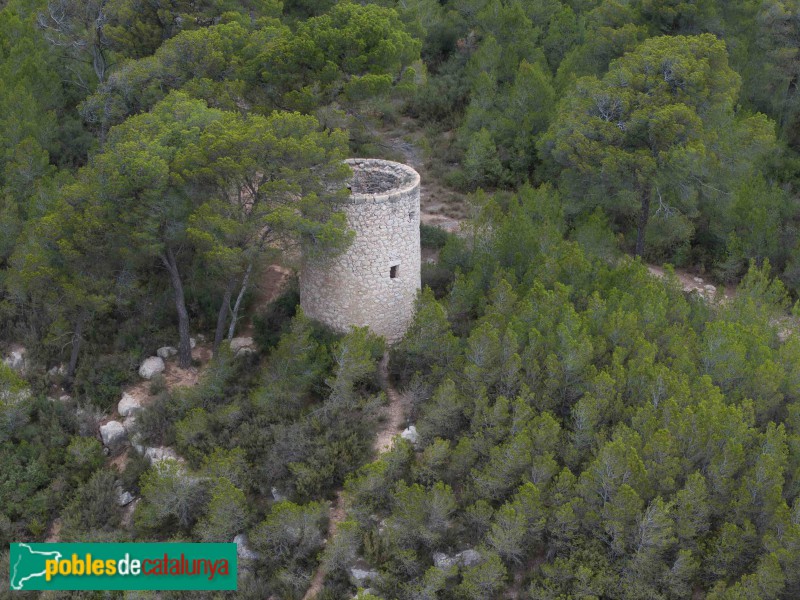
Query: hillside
3,0,800,598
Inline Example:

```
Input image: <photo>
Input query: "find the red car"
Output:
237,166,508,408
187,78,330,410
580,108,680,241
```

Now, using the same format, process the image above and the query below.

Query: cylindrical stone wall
300,158,421,343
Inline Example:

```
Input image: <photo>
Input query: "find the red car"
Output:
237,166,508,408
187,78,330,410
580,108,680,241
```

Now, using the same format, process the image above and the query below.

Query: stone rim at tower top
343,158,421,203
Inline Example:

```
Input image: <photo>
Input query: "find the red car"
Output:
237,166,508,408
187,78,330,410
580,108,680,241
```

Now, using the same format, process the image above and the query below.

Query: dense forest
4,0,800,598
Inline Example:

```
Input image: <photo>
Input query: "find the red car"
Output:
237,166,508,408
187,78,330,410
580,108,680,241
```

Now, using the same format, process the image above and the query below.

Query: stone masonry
300,158,421,343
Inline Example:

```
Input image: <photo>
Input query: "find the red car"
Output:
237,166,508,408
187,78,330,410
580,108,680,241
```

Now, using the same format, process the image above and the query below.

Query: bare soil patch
381,117,467,232
373,351,411,454
646,264,734,301
302,490,346,600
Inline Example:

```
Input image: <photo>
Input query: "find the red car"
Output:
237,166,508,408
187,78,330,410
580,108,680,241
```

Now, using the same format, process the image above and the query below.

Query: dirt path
302,490,346,600
374,352,411,453
382,117,466,233
302,352,409,599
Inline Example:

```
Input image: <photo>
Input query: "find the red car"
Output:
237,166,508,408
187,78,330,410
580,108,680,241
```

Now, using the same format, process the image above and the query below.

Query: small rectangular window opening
390,264,399,279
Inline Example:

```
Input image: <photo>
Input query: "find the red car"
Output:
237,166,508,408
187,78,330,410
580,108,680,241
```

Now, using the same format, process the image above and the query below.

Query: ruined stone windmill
299,159,421,343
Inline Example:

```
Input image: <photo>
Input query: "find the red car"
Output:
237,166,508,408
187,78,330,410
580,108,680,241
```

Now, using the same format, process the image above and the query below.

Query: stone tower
300,158,421,343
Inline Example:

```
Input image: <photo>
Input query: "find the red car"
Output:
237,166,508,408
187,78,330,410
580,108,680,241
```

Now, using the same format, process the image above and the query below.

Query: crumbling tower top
346,158,420,199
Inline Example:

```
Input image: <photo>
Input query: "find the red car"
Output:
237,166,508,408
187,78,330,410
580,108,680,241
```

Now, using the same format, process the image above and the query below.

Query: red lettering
142,559,159,575
169,559,181,575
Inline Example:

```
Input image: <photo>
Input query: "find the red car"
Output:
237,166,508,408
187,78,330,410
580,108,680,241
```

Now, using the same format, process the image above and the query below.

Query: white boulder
433,549,481,569
143,446,180,463
100,421,127,447
401,425,420,446
118,392,142,417
233,534,260,560
432,552,458,569
349,566,379,586
456,549,482,567
230,337,254,352
230,337,255,356
3,349,26,372
116,489,135,506
47,364,67,377
138,356,165,379
157,346,178,359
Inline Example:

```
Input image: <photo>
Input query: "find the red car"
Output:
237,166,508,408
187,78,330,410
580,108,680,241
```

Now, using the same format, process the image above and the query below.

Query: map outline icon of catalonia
10,543,62,590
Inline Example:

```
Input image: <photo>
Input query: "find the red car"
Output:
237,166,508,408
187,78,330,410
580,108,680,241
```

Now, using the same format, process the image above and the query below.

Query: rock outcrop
118,392,142,417
116,488,135,506
100,421,126,447
432,549,481,569
348,563,379,587
138,356,165,379
157,346,178,359
133,445,181,464
401,425,419,446
3,348,26,373
230,337,255,356
233,534,260,560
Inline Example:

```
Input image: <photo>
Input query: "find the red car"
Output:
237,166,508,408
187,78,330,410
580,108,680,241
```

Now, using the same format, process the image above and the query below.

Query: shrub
64,436,104,484
250,501,327,568
118,448,150,495
135,391,177,447
61,469,120,539
175,408,214,465
148,373,167,395
420,223,450,249
74,352,136,410
135,460,209,534
194,478,249,542
406,62,470,127
421,263,454,298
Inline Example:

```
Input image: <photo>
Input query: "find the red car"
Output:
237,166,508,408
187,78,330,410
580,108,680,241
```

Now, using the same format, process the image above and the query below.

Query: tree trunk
227,262,253,340
213,278,235,354
635,188,652,258
67,310,88,381
161,248,192,368
92,44,107,83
